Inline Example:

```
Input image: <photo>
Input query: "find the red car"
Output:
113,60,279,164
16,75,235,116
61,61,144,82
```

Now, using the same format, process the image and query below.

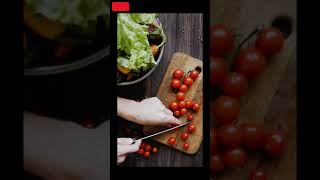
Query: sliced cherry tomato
178,101,186,109
176,92,185,101
185,100,194,109
210,24,234,57
211,128,219,155
211,57,227,87
255,27,285,56
240,123,265,150
171,79,182,89
183,143,190,150
235,48,267,79
173,69,184,79
192,103,200,112
211,154,225,173
183,77,194,87
181,132,189,141
180,108,188,115
190,70,200,80
168,137,177,145
218,124,244,148
188,124,196,133
169,102,179,111
222,72,248,98
144,151,151,158
187,114,194,121
213,96,240,125
179,84,188,92
152,147,158,153
138,148,145,155
249,168,267,180
145,144,152,151
264,131,286,157
223,147,247,168
174,110,180,117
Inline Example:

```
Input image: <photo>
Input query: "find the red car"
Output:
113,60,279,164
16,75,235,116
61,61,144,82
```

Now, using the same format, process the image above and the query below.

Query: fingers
117,154,127,164
117,139,141,156
117,138,134,145
163,115,181,125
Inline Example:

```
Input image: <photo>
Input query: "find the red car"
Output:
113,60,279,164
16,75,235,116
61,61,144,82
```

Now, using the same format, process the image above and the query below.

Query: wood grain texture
211,0,296,179
144,52,203,154
119,13,203,167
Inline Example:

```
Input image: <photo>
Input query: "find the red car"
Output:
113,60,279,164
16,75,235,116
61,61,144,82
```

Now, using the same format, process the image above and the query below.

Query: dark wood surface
118,13,203,167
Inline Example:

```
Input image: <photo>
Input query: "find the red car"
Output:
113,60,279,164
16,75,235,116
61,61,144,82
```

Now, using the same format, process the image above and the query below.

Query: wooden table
117,13,203,167
211,0,296,179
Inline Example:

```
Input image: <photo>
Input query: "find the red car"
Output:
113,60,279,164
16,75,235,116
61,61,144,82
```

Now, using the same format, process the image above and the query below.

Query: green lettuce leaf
117,14,157,72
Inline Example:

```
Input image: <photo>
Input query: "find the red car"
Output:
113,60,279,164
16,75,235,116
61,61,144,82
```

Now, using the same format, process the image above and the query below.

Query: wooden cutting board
211,0,296,179
143,52,203,154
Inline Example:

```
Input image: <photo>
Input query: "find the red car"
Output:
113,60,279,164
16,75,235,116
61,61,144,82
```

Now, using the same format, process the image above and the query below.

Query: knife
132,121,191,144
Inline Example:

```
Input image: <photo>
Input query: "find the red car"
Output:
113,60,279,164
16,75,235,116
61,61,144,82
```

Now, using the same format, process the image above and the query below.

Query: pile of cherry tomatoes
168,69,201,151
137,68,201,158
210,24,286,179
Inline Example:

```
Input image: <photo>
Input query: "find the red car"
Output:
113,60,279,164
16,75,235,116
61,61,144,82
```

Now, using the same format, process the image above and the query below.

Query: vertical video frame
117,13,204,167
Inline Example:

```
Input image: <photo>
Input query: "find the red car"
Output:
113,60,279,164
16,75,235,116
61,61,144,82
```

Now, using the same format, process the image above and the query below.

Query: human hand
132,97,180,126
117,138,141,164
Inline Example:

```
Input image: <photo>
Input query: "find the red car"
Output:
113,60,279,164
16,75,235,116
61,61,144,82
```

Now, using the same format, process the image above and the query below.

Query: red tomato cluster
168,69,202,151
210,24,286,178
137,142,159,158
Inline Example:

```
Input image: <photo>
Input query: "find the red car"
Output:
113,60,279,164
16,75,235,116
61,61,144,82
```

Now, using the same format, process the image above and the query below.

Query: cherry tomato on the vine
169,102,179,111
179,84,188,92
210,24,235,57
240,123,265,150
210,57,227,87
185,101,193,109
193,103,200,112
178,101,186,109
180,108,188,115
222,72,248,98
264,131,286,157
174,110,180,117
213,96,240,125
176,92,185,101
173,69,184,79
171,79,181,89
190,70,200,80
255,27,285,57
183,77,194,87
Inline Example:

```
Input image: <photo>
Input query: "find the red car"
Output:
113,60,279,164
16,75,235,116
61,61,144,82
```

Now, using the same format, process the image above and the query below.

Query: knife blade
132,121,191,144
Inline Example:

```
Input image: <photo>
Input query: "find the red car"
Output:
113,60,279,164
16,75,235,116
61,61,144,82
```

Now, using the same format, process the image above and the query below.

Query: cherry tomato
192,103,200,112
264,131,286,157
255,27,285,56
178,101,186,109
168,137,176,145
213,96,240,125
183,143,190,150
240,123,265,150
152,147,158,153
180,108,188,115
181,132,189,141
183,77,194,87
188,124,196,133
223,147,247,168
174,110,180,117
190,70,200,80
218,124,244,148
176,92,185,101
249,168,267,180
140,142,146,149
171,79,181,89
211,154,225,173
169,102,179,111
179,84,188,93
210,24,234,57
222,72,248,98
235,48,267,79
138,148,145,155
145,144,152,151
144,151,151,158
211,128,219,155
185,101,194,109
187,114,194,121
173,69,184,79
211,57,227,87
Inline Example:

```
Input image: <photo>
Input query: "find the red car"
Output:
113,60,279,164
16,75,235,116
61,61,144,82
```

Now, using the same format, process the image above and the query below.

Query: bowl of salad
117,13,166,86
23,0,110,76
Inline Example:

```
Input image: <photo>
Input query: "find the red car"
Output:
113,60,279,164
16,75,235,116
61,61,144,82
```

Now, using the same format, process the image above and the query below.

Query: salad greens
25,0,110,28
117,13,159,73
